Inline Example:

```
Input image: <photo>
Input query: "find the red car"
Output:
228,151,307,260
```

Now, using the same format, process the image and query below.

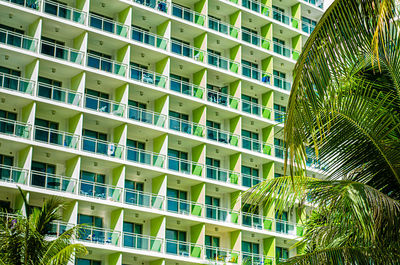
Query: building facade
0,0,325,264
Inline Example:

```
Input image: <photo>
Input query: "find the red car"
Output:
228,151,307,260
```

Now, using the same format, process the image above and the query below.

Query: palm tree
244,0,400,264
0,188,87,265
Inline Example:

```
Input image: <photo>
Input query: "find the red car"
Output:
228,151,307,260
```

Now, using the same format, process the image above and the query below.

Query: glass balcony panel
30,171,75,193
89,13,128,37
130,66,167,88
0,28,37,51
123,232,163,252
0,118,31,138
128,106,166,127
126,147,165,167
3,0,40,9
205,246,239,263
40,40,84,64
78,226,120,245
78,180,121,202
43,0,86,24
87,54,127,76
37,83,81,105
124,189,164,209
0,73,34,94
82,137,124,158
0,165,28,184
273,75,291,91
34,126,79,149
84,94,125,117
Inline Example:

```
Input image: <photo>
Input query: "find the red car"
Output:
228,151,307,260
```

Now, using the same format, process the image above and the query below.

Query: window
31,161,56,188
206,120,223,141
123,221,143,248
78,214,105,243
83,129,107,140
82,129,108,155
171,38,192,57
166,229,188,255
272,6,289,24
169,111,190,133
131,25,154,45
242,27,259,45
0,200,11,212
167,188,189,213
0,24,25,48
206,84,228,106
276,247,289,262
168,149,189,173
0,154,14,182
242,60,260,80
37,76,64,101
242,130,260,151
275,138,285,159
170,73,190,94
76,258,101,265
208,49,226,69
41,36,65,59
0,66,21,77
87,50,112,72
79,171,106,198
208,16,225,33
34,118,59,144
0,24,24,34
127,139,145,150
128,100,148,122
242,166,260,187
0,109,17,135
128,100,146,109
130,62,152,82
301,17,317,34
242,241,260,254
89,11,115,33
126,139,149,164
274,104,286,122
205,235,220,260
172,3,193,22
125,180,144,191
276,211,289,233
85,88,110,113
273,70,288,90
275,173,284,178
206,157,222,180
242,204,262,228
124,180,146,205
242,94,260,115
206,195,226,220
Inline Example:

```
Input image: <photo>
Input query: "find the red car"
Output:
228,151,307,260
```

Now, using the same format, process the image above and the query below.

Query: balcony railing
166,197,203,216
169,117,204,137
78,179,122,202
242,99,272,119
242,30,270,50
79,225,120,246
242,212,263,230
273,75,292,91
81,137,124,159
47,220,74,237
207,53,240,73
126,147,165,168
302,21,316,34
87,54,127,77
0,117,31,139
242,0,271,16
303,0,324,8
167,156,203,176
171,4,205,26
166,239,203,259
206,127,239,147
37,82,81,106
273,41,300,60
206,89,240,110
274,109,286,123
43,0,86,24
89,13,128,37
84,94,125,117
132,0,168,13
128,106,166,127
171,40,205,62
0,164,28,184
242,173,262,188
205,204,239,224
131,27,168,50
123,232,164,252
130,66,167,88
0,28,38,52
30,171,76,193
2,0,40,10
242,65,271,84
205,246,240,264
0,73,35,94
206,165,240,185
242,252,274,265
275,219,298,236
40,40,84,64
124,189,164,210
208,17,239,38
170,78,204,99
272,9,300,29
34,126,79,149
242,136,272,155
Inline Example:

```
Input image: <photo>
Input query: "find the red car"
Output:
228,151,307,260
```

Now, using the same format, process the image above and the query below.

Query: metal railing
34,125,79,149
206,89,240,109
40,40,84,64
87,53,127,77
43,0,86,24
0,73,35,94
302,21,316,34
169,117,204,137
242,212,263,230
126,146,165,168
273,75,292,91
207,52,240,73
0,164,28,184
242,136,273,155
89,13,129,37
170,78,204,99
242,173,263,188
37,82,81,106
242,252,274,265
30,170,76,193
205,246,240,263
274,109,286,123
171,39,205,62
130,65,167,88
124,189,164,210
81,137,125,159
167,156,204,176
171,4,205,26
275,145,285,159
128,106,166,127
205,204,239,223
47,220,74,237
206,126,240,147
241,99,272,118
208,17,240,38
242,0,271,17
123,232,164,252
166,197,204,216
242,64,271,84
0,117,31,139
242,30,270,50
206,165,240,184
275,219,298,236
302,0,324,8
272,8,300,29
131,0,169,13
78,225,121,246
84,94,125,117
273,41,299,60
78,179,122,202
165,239,203,258
131,27,168,50
0,28,38,52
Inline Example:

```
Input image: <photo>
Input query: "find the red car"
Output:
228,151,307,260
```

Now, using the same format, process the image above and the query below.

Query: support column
194,0,207,26
150,216,166,252
262,91,274,120
63,200,78,224
262,126,274,155
112,165,125,202
108,253,122,265
118,6,132,38
65,156,81,193
194,33,207,65
230,230,241,263
115,83,129,118
73,32,88,65
71,72,86,106
152,174,167,209
153,134,168,168
24,59,39,94
193,68,207,99
229,153,241,185
191,183,205,216
261,23,272,50
230,116,241,147
68,113,83,149
157,20,171,50
192,144,206,177
156,57,170,89
28,18,42,52
229,80,241,110
230,191,241,225
155,95,169,127
230,10,241,39
190,223,205,258
113,124,127,159
292,35,302,61
263,237,275,265
229,44,241,73
117,45,131,77
262,56,274,85
193,105,206,137
291,3,301,30
110,208,124,245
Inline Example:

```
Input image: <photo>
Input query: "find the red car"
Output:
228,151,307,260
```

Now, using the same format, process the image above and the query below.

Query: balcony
273,41,300,60
30,170,76,193
34,126,79,149
0,164,28,184
205,204,239,224
0,73,35,95
242,136,272,155
242,30,270,50
205,246,239,264
241,99,272,119
0,117,31,139
40,40,84,64
208,17,239,38
126,147,165,167
1,0,39,10
302,21,316,34
272,9,300,29
79,225,121,246
128,106,166,127
0,28,38,52
169,117,204,137
275,145,284,159
87,54,127,77
207,53,240,73
274,109,286,123
171,40,205,63
171,4,205,26
170,78,204,99
242,0,270,16
166,239,203,258
206,165,239,185
123,232,163,252
43,0,86,24
84,94,125,117
242,212,263,229
78,179,122,202
273,75,291,91
89,13,129,37
131,27,168,50
47,220,74,237
276,219,299,236
303,0,324,9
167,156,203,176
242,65,271,84
37,82,81,106
242,173,262,188
130,65,167,88
132,0,168,13
81,137,124,159
166,196,203,216
206,127,239,147
124,189,164,210
242,252,274,265
206,89,240,109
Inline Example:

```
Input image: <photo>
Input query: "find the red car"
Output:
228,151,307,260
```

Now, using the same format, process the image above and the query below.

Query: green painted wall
263,238,275,261
262,56,273,74
150,259,165,265
262,162,274,180
191,183,205,216
108,252,122,265
190,223,205,258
